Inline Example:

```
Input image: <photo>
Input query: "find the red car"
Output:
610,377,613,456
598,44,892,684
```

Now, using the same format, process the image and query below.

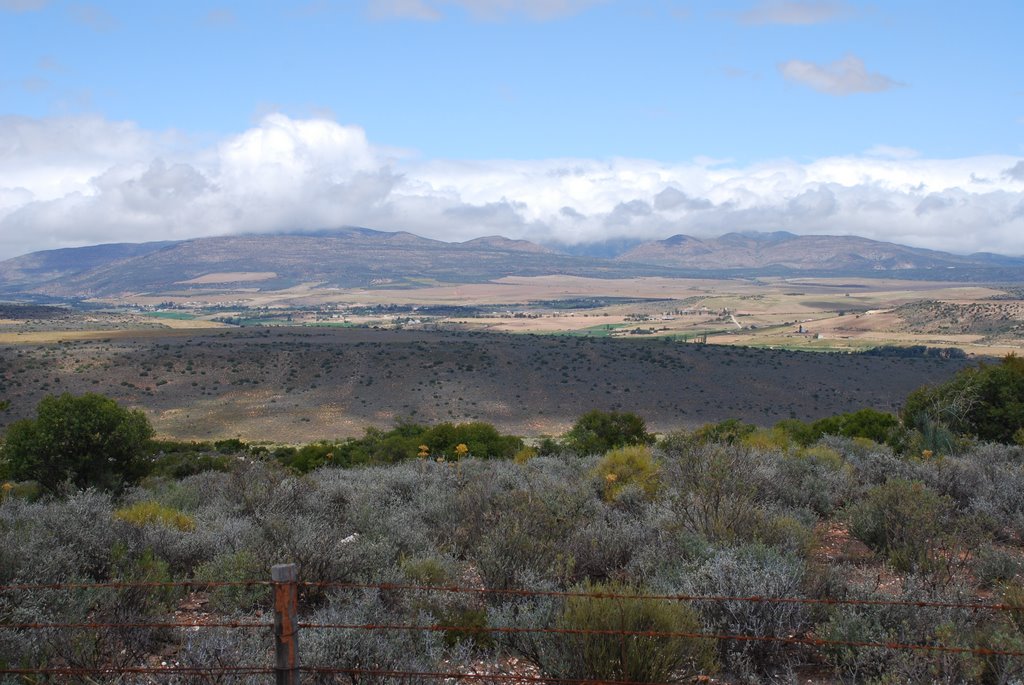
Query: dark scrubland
0,327,973,441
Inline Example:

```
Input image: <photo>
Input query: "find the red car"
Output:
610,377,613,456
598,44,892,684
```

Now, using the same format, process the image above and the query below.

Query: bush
820,581,1000,684
973,545,1022,588
811,408,903,448
678,544,810,678
490,580,715,683
113,500,196,532
661,443,759,542
1,393,153,493
147,450,233,479
557,580,715,682
689,419,757,446
593,445,660,502
564,410,654,455
846,479,955,573
194,550,266,614
304,588,465,678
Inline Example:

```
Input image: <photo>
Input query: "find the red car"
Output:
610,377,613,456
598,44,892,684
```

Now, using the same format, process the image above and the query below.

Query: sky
1,0,1023,261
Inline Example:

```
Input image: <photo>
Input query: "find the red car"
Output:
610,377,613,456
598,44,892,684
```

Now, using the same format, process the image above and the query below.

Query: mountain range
1,228,1022,300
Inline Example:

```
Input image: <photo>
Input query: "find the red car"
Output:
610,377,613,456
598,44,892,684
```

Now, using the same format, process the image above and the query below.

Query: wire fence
3,570,1023,683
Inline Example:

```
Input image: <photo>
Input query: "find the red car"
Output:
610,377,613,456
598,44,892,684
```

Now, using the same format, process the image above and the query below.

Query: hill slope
617,231,1024,272
2,228,1023,300
0,228,689,299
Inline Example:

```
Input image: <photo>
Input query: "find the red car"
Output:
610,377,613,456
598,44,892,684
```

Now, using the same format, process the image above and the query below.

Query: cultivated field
62,274,1023,356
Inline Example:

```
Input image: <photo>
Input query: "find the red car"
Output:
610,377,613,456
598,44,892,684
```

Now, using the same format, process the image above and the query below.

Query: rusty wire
295,621,1024,658
0,579,270,592
299,579,1021,613
0,666,274,676
4,577,1020,611
3,620,270,630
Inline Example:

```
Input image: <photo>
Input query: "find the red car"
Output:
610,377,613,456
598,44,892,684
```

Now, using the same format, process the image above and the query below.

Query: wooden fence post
272,563,301,685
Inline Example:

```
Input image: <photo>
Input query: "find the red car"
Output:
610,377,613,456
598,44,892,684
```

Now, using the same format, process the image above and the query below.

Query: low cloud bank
1,113,1023,260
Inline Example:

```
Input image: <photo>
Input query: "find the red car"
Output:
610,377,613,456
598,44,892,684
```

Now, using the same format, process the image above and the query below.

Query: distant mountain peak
459,236,555,253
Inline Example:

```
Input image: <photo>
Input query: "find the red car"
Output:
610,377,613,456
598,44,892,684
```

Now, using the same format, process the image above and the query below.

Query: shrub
689,419,756,446
593,445,660,502
662,443,759,542
676,544,810,678
513,445,538,463
194,550,266,614
304,588,464,678
491,580,714,683
147,450,233,479
846,479,955,573
811,408,903,448
760,446,853,517
564,410,654,455
558,580,715,682
820,582,998,684
973,545,1022,588
114,500,196,532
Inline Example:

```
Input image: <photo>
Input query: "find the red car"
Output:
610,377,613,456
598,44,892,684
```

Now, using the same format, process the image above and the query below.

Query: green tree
563,410,654,455
1,393,154,493
902,355,1024,445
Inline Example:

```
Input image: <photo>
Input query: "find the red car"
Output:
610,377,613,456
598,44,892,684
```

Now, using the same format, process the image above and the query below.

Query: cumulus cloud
1004,161,1024,181
654,187,713,211
739,0,851,25
779,54,904,95
2,113,1024,260
367,0,606,21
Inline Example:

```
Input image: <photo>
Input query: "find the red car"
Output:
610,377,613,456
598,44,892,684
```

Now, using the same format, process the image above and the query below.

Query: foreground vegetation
2,357,1024,682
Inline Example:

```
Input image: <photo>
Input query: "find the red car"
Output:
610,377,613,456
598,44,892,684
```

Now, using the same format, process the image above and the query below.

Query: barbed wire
3,577,1020,612
299,580,1022,613
0,666,274,676
3,620,270,630
295,621,1024,658
0,579,270,592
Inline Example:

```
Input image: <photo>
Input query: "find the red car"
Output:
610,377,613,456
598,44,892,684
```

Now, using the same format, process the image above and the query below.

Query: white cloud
739,0,851,25
366,0,441,20
864,144,919,160
1,113,1024,260
779,54,904,95
367,0,606,21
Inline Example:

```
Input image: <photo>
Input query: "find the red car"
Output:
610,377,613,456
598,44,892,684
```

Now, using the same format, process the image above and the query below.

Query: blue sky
1,0,1023,259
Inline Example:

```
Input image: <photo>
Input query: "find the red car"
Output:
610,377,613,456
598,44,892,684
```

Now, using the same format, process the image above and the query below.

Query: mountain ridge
2,228,1022,300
